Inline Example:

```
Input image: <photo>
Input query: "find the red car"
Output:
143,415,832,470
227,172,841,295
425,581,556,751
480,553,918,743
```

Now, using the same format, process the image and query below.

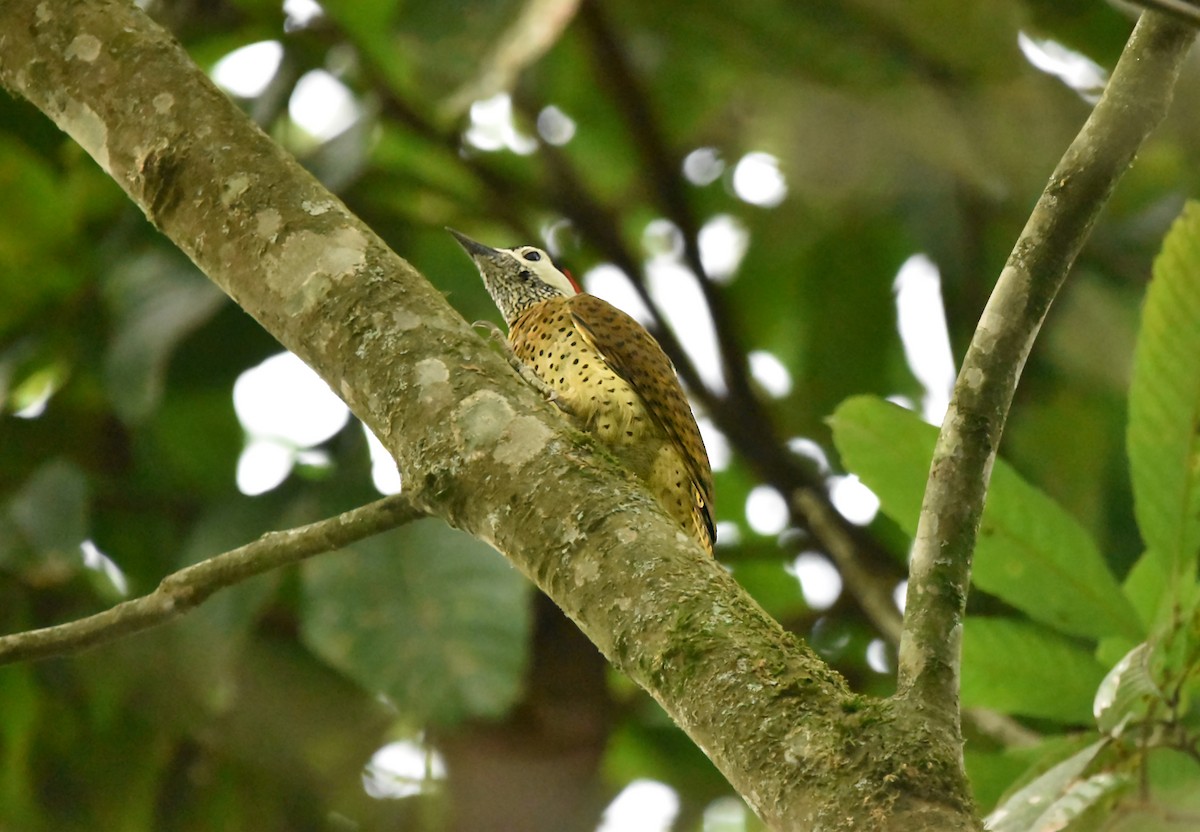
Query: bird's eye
523,250,542,262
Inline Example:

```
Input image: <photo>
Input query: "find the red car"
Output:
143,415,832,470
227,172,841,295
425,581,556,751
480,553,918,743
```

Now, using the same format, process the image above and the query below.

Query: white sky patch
714,521,741,548
703,796,750,831
236,438,294,495
787,437,831,474
363,740,446,800
893,579,908,614
642,218,685,259
696,416,731,471
80,539,129,596
788,551,842,610
232,351,350,495
234,353,348,444
748,350,792,398
828,474,879,526
290,69,361,141
698,214,749,283
745,485,789,536
464,93,537,155
582,265,655,325
363,424,403,495
536,104,576,146
646,257,725,393
866,639,891,674
211,41,283,99
295,448,332,469
1017,32,1108,101
893,254,956,426
283,0,324,31
683,147,724,186
597,780,680,832
732,152,787,208
539,218,575,258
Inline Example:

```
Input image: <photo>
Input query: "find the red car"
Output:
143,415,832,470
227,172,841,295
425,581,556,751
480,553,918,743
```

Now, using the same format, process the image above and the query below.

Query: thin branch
0,495,424,665
897,14,1196,725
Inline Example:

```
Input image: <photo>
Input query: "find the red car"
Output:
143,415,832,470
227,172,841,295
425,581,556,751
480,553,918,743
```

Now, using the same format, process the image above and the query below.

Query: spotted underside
507,293,715,554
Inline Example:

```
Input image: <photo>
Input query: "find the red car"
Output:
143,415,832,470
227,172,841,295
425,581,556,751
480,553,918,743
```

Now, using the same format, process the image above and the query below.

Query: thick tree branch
0,496,424,665
2,2,953,828
897,13,1195,731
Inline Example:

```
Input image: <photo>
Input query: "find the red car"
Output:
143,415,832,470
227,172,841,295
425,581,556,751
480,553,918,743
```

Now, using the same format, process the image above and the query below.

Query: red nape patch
563,268,582,294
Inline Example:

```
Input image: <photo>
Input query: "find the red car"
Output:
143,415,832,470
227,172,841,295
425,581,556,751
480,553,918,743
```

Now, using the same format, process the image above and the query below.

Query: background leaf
830,395,1141,640
1127,201,1200,582
301,519,531,724
3,0,1200,827
1093,642,1163,735
986,739,1109,832
961,618,1107,724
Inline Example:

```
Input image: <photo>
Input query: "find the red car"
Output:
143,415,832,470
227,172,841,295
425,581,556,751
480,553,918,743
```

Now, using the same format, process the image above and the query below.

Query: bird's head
449,228,580,326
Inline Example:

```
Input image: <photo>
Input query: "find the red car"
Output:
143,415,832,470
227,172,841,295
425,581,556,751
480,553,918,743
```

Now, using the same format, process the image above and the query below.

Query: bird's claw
472,319,508,345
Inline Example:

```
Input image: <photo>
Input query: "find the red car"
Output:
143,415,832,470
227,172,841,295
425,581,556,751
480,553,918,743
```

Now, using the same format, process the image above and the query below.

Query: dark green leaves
301,519,531,724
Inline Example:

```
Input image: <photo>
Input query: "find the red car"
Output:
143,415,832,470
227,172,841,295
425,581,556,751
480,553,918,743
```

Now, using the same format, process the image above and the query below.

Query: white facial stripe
502,247,578,296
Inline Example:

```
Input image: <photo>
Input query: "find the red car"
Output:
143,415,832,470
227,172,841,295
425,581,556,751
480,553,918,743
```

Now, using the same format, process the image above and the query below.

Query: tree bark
4,1,1190,829
0,1,979,827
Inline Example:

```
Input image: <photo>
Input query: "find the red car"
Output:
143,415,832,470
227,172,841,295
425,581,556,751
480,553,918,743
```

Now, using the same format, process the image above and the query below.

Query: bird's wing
567,293,715,549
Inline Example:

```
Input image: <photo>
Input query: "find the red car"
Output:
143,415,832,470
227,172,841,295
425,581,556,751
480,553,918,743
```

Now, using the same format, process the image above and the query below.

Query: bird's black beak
447,227,502,261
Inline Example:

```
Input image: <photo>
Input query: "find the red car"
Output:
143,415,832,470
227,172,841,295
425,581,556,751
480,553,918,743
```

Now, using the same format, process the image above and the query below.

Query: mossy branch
897,13,1196,731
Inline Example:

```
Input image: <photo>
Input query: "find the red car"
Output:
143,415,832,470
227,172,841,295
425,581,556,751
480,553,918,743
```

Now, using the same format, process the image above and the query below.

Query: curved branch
0,496,424,665
897,13,1196,726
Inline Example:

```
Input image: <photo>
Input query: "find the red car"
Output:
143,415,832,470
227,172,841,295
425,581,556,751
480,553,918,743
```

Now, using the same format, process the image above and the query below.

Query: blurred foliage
2,0,1200,829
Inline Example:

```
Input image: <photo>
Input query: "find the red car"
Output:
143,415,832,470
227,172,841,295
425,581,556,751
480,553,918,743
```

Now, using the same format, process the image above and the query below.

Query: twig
0,495,424,665
896,13,1196,726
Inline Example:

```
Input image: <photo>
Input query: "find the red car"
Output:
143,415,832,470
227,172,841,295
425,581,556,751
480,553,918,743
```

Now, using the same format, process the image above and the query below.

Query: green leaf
2,459,89,570
103,252,225,423
1028,772,1129,832
966,734,1098,815
1122,550,1169,632
1093,643,1163,735
985,739,1110,832
1128,201,1200,581
962,618,1107,724
0,666,39,823
301,519,530,724
830,396,1141,640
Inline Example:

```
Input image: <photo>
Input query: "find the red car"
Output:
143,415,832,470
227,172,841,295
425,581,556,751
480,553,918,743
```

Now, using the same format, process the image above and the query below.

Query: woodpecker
449,229,715,555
